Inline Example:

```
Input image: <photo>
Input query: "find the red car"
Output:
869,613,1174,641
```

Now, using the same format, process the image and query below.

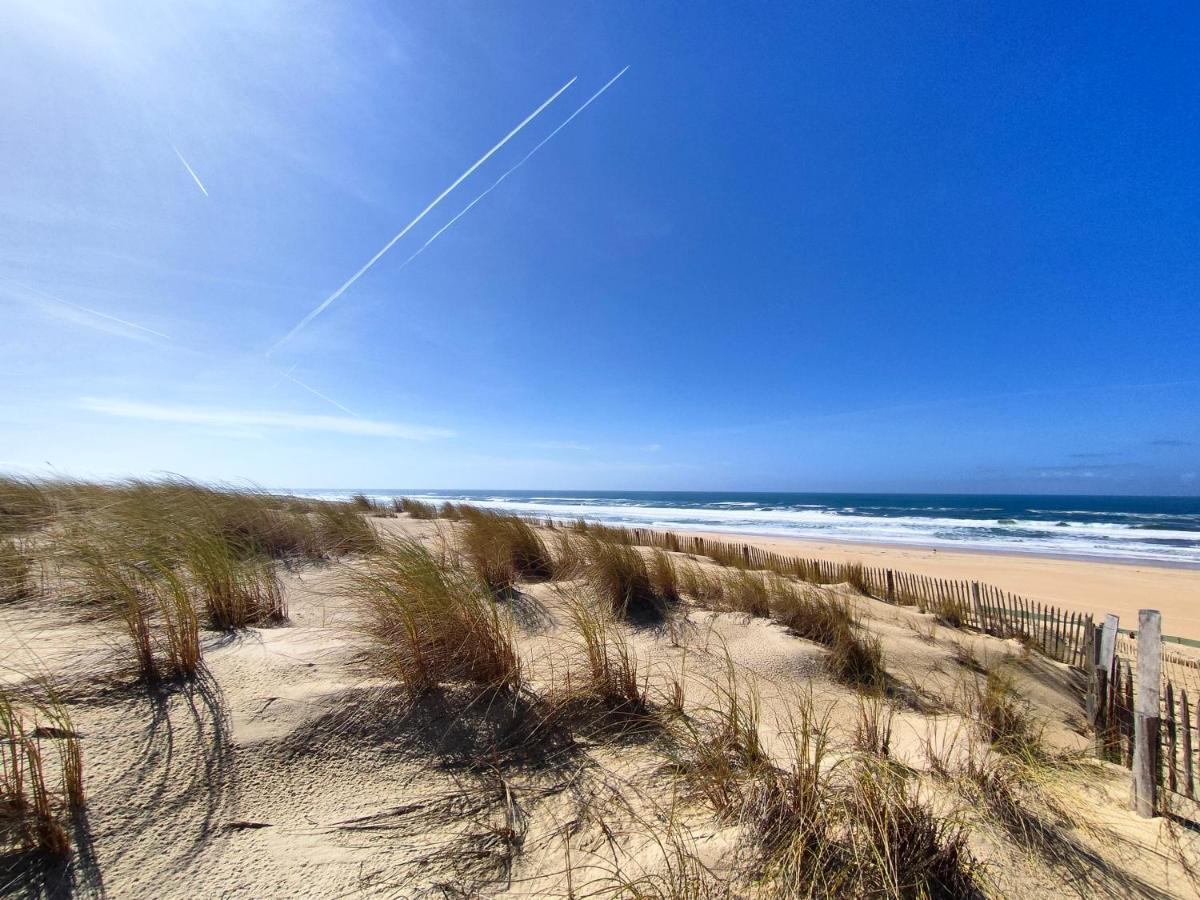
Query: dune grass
771,584,886,689
965,670,1044,759
71,545,203,681
649,549,680,604
0,688,84,860
566,595,648,713
833,763,984,899
459,508,554,593
399,497,439,519
1,538,34,603
182,532,285,629
0,476,56,537
716,569,772,618
583,537,677,620
350,538,521,697
550,530,586,580
313,501,381,556
664,658,771,816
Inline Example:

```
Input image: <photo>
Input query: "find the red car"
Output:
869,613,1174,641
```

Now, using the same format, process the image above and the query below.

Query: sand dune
4,493,1200,897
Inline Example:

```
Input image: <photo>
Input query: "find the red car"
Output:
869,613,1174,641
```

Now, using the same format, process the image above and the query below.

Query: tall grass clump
740,692,834,866
459,509,553,592
679,563,726,607
649,549,680,604
772,584,885,689
73,546,203,681
1,688,84,860
550,531,586,580
0,476,54,536
566,597,648,713
665,659,770,816
1,538,34,603
313,502,381,556
833,763,985,899
583,537,674,620
399,497,438,519
350,538,521,697
182,533,285,629
965,670,1043,759
718,569,771,618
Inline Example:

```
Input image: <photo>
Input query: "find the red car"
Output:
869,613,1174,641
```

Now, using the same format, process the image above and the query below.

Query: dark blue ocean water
296,489,1200,566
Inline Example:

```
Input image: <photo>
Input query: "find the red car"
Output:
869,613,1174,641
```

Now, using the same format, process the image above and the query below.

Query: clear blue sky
2,2,1197,494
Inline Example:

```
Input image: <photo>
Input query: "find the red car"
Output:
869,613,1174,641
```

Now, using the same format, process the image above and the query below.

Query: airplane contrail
2,277,171,340
270,75,578,354
269,362,299,391
283,371,360,417
171,144,209,197
390,66,630,275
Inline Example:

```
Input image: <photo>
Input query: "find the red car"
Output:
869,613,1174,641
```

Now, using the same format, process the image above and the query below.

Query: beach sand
687,530,1200,641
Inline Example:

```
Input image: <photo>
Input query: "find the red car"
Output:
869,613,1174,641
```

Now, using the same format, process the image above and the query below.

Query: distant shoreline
641,524,1200,571
291,488,1200,569
675,527,1200,642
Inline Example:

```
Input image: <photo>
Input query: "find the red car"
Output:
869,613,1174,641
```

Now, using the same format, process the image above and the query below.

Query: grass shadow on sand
277,684,580,773
89,668,237,875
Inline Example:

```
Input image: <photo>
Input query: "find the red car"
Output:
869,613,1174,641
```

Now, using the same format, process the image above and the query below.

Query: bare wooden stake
1167,681,1178,795
1132,609,1163,817
1184,689,1195,800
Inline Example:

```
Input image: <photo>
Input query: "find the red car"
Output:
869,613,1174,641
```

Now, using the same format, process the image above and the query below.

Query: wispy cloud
270,75,578,352
530,440,591,451
1,278,171,341
1148,438,1193,448
1030,463,1134,479
171,144,209,197
78,397,453,439
389,66,630,275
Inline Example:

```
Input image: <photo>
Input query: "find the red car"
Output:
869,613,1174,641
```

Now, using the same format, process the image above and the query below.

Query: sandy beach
688,530,1200,642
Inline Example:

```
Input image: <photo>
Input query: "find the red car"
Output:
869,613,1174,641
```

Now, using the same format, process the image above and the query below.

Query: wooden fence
573,523,1099,668
1092,613,1200,814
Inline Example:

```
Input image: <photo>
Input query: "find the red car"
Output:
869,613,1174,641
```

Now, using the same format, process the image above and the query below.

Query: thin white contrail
171,144,209,197
269,362,299,391
270,76,578,354
393,66,630,273
2,277,171,340
283,370,360,418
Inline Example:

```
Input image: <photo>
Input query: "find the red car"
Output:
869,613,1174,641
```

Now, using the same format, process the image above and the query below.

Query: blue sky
1,1,1197,494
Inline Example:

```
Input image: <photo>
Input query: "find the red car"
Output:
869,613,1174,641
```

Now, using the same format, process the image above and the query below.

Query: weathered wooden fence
1088,609,1200,816
601,524,1096,668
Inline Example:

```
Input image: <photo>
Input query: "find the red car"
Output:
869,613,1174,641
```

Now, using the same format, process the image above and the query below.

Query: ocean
293,489,1200,567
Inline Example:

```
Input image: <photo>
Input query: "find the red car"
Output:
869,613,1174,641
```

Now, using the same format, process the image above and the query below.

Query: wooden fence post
971,582,984,633
1166,682,1178,795
1183,688,1194,800
1132,609,1162,817
1092,615,1119,758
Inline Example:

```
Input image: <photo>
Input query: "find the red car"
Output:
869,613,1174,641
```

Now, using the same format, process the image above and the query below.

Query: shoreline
651,526,1200,571
677,527,1200,642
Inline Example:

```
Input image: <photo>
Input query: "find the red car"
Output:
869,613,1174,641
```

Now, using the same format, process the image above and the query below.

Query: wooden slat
1183,688,1194,799
1167,681,1178,794
1133,610,1163,817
